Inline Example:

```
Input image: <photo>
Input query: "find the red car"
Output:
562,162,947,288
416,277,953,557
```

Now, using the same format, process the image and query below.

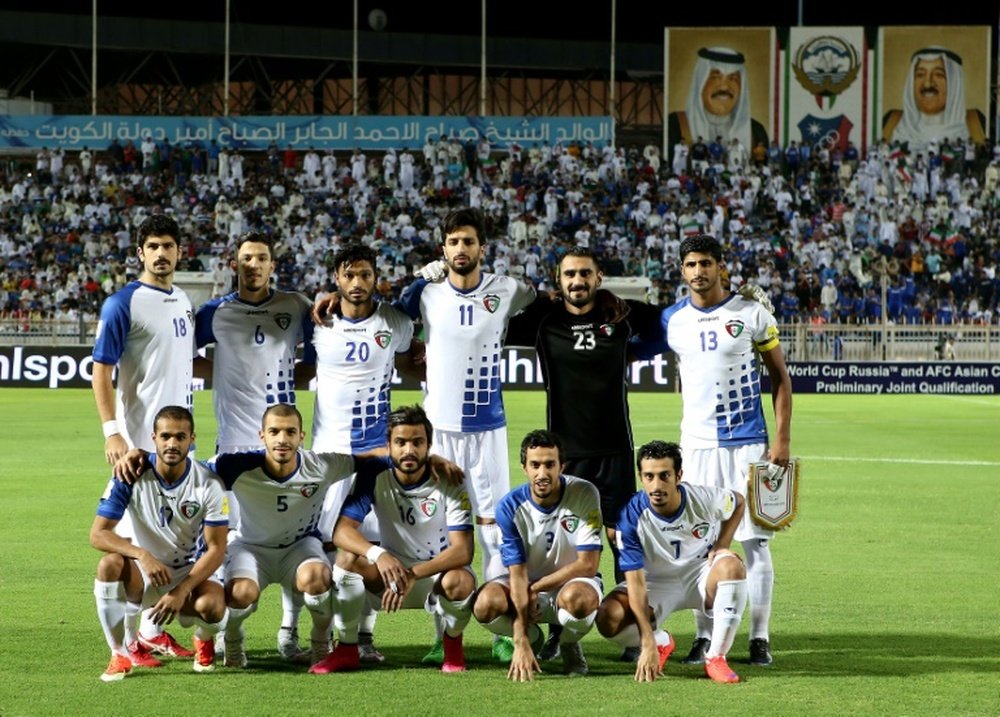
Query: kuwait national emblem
374,331,392,349
419,499,438,517
725,319,745,338
599,323,614,337
300,483,319,498
274,312,292,331
482,294,501,313
691,522,709,539
179,501,201,519
560,516,580,533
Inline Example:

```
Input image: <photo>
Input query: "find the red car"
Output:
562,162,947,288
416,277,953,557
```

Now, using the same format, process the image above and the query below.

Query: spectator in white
303,148,321,187
350,149,366,184
230,152,244,188
383,149,397,186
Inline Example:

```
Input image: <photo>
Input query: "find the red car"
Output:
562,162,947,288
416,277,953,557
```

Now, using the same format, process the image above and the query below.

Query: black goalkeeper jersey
506,297,664,458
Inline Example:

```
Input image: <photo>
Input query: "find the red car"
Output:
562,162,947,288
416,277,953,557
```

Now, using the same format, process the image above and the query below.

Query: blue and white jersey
96,457,228,569
211,450,355,549
617,483,738,581
496,475,603,582
398,274,535,433
341,460,473,564
311,302,413,453
93,281,195,451
660,294,779,448
195,290,315,453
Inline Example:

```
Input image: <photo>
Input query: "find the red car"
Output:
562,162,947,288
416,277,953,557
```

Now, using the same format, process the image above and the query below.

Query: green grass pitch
1,388,997,716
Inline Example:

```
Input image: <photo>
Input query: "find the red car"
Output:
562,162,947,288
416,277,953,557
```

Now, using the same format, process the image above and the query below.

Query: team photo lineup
89,202,792,686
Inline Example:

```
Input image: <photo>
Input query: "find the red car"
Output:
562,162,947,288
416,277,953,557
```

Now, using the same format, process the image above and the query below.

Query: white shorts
682,443,773,542
138,562,222,609
317,474,381,544
432,427,510,520
488,574,603,623
612,561,711,625
225,537,329,592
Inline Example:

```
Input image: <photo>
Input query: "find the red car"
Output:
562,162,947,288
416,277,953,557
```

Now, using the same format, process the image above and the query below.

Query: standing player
91,213,196,664
91,406,228,681
400,208,535,661
397,207,537,662
194,232,316,661
311,242,422,663
316,406,475,674
505,247,665,660
472,430,603,681
596,440,748,684
659,234,792,666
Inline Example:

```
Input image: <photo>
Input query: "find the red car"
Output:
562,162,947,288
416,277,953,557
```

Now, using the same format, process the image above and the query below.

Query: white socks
432,593,474,638
303,590,333,644
94,580,126,654
707,579,748,658
556,607,596,644
742,538,774,640
332,565,366,644
476,523,505,582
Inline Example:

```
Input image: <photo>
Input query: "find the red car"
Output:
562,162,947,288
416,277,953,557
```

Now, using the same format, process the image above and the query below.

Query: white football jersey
398,274,535,432
96,458,228,568
496,475,603,582
617,483,738,580
660,294,779,448
311,302,414,453
195,290,315,453
212,450,355,548
93,281,196,451
341,460,473,564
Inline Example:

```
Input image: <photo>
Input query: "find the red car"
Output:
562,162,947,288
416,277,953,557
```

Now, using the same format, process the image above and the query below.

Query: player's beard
446,255,479,276
562,285,596,309
392,454,428,476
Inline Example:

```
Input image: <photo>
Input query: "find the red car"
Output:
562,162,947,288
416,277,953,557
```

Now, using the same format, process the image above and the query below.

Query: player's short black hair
386,404,433,444
679,234,722,263
442,207,487,244
154,405,194,432
332,243,377,273
261,403,303,430
236,232,275,259
520,429,563,465
136,214,181,248
636,440,682,472
558,247,602,270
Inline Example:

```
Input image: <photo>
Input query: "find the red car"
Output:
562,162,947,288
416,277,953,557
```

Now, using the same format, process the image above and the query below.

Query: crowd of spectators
2,130,1000,335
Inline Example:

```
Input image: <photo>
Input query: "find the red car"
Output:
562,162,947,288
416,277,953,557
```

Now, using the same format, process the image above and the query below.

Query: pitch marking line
801,455,1000,467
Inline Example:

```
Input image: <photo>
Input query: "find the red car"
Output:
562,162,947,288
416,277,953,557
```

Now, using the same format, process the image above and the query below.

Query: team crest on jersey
482,294,501,313
763,474,784,492
691,522,710,539
560,516,580,533
599,323,614,337
186,310,195,325
725,319,746,338
374,331,392,349
419,499,438,517
300,483,319,498
179,500,201,519
274,312,292,331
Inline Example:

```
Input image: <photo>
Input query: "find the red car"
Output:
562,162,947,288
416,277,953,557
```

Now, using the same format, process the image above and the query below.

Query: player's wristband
102,420,120,439
365,546,386,563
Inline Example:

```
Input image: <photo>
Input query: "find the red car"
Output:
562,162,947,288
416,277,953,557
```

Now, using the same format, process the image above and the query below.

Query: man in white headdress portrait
668,47,769,166
882,47,985,154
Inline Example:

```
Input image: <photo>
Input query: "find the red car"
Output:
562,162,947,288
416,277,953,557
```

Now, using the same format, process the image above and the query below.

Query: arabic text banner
0,115,611,151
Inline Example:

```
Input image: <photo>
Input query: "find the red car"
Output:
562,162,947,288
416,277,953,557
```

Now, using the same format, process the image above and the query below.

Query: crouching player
317,406,475,674
473,430,603,682
91,406,229,681
596,441,747,683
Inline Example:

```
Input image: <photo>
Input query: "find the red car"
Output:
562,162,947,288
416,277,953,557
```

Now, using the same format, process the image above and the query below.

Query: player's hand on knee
138,551,171,587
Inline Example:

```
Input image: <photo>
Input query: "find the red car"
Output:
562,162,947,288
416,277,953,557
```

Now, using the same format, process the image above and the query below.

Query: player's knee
194,590,227,624
557,582,600,616
711,550,747,580
472,584,506,623
96,552,125,581
438,569,475,601
296,563,332,595
226,579,260,609
595,593,629,637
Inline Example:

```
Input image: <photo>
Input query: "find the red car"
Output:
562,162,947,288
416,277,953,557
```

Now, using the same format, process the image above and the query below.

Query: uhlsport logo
300,484,319,498
374,331,392,349
420,499,438,517
274,312,292,330
482,294,501,313
725,319,745,338
691,522,710,539
560,516,580,533
179,501,201,519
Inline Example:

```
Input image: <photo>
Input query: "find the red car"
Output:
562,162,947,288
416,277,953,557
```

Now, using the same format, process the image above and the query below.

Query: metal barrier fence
1,318,998,362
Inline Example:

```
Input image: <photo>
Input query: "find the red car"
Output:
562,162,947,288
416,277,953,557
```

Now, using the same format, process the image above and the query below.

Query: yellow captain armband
755,325,780,352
